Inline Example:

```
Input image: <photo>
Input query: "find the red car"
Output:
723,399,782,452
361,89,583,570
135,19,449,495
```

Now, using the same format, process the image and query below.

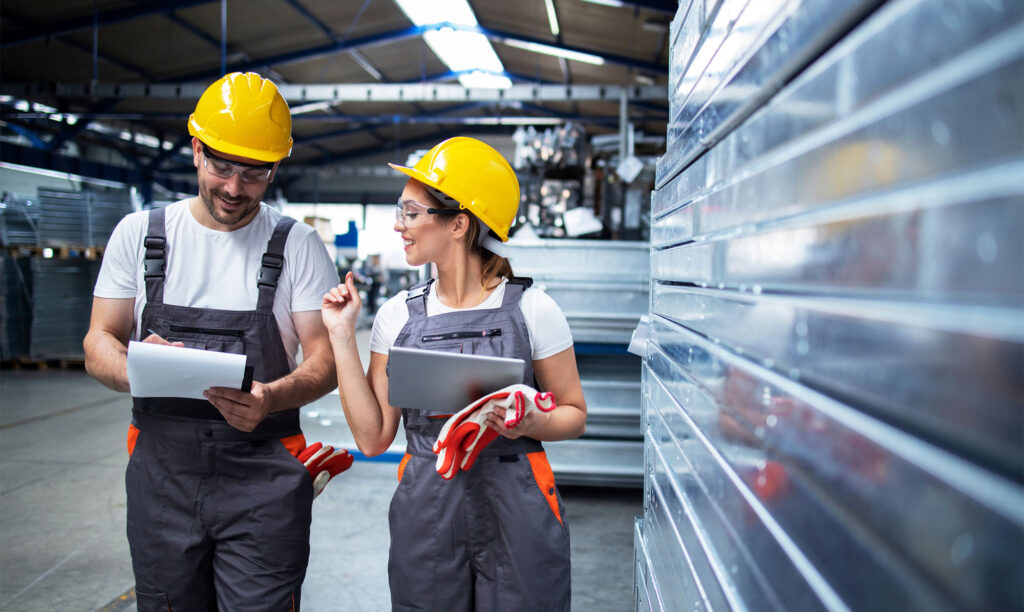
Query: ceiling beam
4,82,667,103
170,21,666,83
1,0,217,49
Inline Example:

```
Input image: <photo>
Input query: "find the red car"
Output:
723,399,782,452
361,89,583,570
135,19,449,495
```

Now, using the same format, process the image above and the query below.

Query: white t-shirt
94,199,340,368
369,277,573,360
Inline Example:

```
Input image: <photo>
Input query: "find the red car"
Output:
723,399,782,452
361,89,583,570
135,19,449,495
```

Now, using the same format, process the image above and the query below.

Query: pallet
2,245,105,259
0,357,86,371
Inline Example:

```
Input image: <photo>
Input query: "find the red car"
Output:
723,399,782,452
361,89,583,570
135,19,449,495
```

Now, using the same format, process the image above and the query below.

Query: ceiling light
578,0,625,7
545,0,561,36
291,101,337,115
458,71,513,89
395,0,477,26
394,0,511,88
424,28,504,73
504,39,605,65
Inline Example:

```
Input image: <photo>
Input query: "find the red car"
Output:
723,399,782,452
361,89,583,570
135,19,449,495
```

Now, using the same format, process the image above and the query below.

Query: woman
321,136,586,611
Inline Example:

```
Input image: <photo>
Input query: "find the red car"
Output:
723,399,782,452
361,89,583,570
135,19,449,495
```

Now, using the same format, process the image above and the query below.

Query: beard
197,173,266,228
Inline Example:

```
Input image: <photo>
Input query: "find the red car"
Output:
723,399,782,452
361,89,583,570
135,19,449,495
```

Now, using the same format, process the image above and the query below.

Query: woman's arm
323,272,402,456
485,346,587,442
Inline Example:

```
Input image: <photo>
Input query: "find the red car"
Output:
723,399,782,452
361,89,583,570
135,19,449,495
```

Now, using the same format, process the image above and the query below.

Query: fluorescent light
291,101,336,115
579,0,624,7
503,39,605,65
458,71,512,89
463,117,564,125
395,0,511,88
545,0,560,36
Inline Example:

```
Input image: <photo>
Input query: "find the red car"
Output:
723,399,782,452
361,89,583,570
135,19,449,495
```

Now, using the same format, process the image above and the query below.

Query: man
84,72,344,610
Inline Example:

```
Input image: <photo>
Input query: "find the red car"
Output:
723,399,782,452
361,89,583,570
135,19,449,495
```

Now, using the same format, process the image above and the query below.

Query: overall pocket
166,324,245,353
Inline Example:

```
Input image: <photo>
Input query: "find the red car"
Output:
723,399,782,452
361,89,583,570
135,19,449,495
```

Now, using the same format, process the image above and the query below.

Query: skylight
394,0,512,89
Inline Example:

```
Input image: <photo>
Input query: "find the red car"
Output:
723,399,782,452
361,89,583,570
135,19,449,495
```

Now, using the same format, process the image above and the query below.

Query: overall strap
500,276,533,309
404,279,434,320
256,216,296,312
143,207,167,305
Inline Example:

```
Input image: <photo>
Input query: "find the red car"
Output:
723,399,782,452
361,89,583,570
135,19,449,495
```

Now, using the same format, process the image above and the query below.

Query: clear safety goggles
395,198,459,227
202,145,274,184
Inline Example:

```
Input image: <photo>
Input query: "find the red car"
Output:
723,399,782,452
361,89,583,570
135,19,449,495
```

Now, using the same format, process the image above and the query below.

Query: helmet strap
425,184,510,257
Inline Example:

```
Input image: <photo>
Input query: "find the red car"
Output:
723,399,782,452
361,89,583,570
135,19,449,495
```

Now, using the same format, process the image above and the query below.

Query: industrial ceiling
1,0,672,202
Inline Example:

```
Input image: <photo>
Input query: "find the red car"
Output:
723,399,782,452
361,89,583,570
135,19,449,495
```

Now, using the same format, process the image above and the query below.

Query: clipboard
387,346,525,412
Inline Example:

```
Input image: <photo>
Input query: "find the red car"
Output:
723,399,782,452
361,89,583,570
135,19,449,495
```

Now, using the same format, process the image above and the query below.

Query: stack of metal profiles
638,0,1023,610
36,189,89,246
28,257,101,360
86,190,133,246
0,192,42,246
0,256,32,360
505,239,648,487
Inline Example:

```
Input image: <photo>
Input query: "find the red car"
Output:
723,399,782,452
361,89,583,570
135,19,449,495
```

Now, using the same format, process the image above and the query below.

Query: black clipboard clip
241,365,254,393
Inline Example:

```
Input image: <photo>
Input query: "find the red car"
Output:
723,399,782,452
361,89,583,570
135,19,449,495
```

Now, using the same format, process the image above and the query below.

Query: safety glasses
395,199,459,227
202,145,274,184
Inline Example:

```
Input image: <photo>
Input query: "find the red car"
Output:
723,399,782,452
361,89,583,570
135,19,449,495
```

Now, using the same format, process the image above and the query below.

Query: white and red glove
433,384,556,480
297,442,354,498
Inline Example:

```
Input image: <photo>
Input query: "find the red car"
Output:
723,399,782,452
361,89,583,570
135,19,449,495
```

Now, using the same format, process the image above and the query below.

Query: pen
147,328,160,337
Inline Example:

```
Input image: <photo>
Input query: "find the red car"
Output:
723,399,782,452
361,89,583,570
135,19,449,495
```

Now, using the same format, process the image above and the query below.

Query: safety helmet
187,72,293,163
388,137,519,242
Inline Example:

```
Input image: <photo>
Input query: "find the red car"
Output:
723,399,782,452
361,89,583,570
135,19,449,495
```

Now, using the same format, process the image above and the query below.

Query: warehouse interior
2,0,1023,611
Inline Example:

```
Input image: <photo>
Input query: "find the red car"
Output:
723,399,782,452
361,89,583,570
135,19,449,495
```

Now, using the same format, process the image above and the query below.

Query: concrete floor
0,329,641,611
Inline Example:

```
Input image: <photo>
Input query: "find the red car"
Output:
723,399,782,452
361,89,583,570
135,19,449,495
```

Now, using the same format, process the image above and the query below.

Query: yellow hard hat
388,137,519,242
187,72,293,163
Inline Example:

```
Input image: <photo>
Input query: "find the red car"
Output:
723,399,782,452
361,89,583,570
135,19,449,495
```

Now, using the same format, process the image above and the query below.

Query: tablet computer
388,346,526,412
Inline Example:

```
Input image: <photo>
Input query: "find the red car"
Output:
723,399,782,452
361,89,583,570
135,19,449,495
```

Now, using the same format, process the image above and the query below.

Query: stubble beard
198,173,266,228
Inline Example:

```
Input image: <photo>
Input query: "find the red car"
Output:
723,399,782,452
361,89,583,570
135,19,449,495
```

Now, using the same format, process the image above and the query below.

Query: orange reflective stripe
126,424,140,456
280,433,308,458
397,452,412,482
526,451,562,525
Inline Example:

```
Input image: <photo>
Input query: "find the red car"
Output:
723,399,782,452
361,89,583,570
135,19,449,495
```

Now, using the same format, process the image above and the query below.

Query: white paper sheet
127,341,247,399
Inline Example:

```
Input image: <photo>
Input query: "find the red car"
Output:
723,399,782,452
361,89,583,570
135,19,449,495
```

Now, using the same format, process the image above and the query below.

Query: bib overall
388,278,571,612
125,206,313,611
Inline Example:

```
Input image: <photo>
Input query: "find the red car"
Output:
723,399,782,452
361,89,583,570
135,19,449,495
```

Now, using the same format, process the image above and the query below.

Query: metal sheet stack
505,239,648,487
0,256,32,360
0,192,42,246
36,189,132,246
637,0,1023,610
28,257,101,360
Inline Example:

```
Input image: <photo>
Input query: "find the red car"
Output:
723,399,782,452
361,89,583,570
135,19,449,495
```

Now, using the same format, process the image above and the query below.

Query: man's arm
205,309,337,431
83,297,136,392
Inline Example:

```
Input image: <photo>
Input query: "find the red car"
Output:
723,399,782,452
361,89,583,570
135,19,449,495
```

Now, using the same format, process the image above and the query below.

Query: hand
204,381,275,432
432,384,556,479
142,331,184,347
297,442,354,498
483,385,557,440
321,272,362,342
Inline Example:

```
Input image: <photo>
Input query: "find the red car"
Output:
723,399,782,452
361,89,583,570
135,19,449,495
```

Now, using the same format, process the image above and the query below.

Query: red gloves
433,384,556,480
297,442,354,498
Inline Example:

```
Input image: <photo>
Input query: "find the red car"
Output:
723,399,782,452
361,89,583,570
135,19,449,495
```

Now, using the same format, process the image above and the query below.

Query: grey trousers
126,414,312,611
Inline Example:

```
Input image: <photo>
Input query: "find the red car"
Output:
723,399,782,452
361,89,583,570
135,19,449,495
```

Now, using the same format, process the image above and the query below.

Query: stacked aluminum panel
0,256,32,360
28,258,101,360
0,192,42,246
505,239,648,487
33,189,132,247
637,0,1023,610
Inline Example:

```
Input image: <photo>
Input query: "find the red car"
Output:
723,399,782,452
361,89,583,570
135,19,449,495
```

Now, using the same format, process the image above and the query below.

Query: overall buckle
258,253,284,288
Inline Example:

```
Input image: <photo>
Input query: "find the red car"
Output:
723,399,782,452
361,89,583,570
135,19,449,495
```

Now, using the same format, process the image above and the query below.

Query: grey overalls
388,278,571,612
125,206,312,611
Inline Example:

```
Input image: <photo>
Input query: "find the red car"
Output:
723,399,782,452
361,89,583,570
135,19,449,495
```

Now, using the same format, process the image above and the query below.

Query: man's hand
204,381,275,432
142,331,184,347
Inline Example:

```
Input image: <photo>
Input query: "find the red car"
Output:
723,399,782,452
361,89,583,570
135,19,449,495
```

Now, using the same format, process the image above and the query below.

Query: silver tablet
387,346,526,412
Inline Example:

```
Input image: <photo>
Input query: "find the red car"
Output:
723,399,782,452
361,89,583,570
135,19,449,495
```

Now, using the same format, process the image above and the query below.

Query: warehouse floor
0,329,641,611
